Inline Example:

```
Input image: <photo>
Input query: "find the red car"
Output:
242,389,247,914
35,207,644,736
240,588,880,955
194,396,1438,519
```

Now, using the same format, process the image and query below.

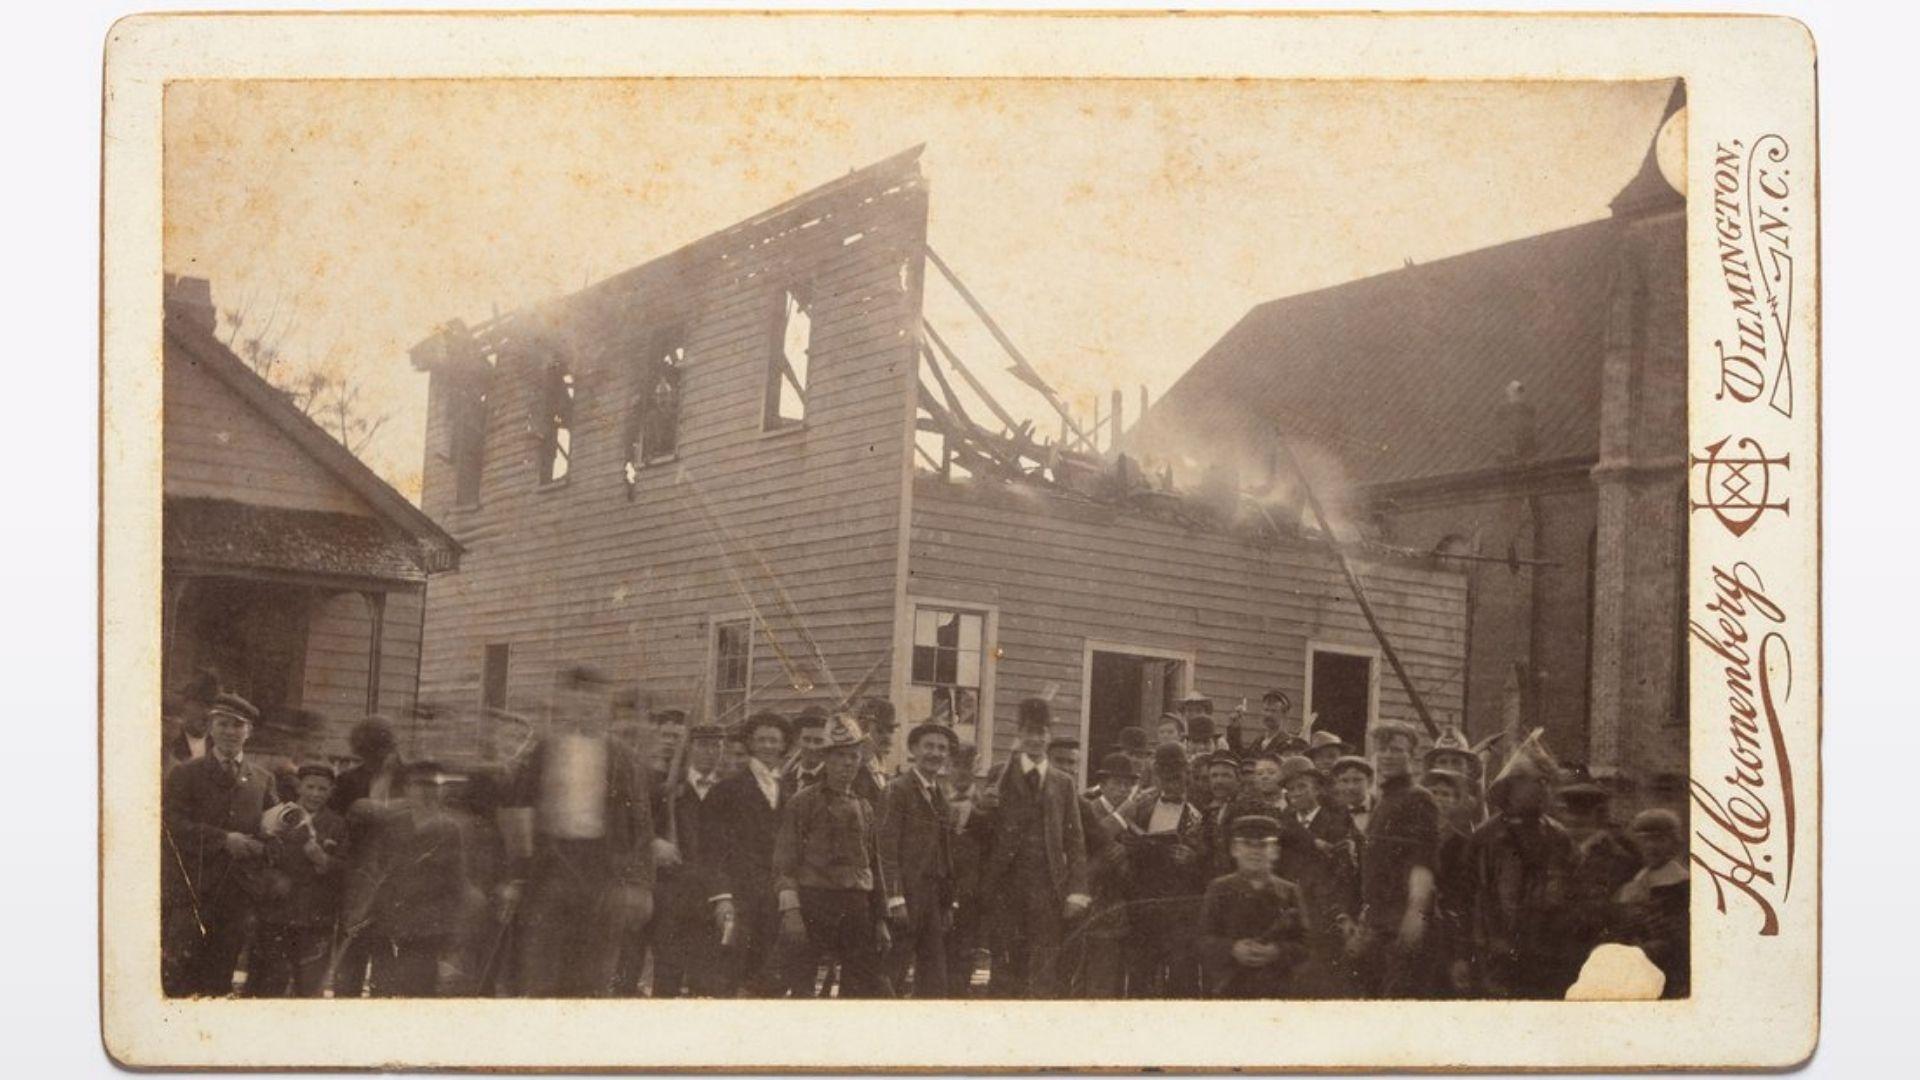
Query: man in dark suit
162,693,276,997
1079,752,1138,997
1277,755,1362,997
983,698,1090,998
647,722,738,997
1247,690,1301,757
878,721,958,996
943,743,993,996
710,710,796,995
1118,743,1208,997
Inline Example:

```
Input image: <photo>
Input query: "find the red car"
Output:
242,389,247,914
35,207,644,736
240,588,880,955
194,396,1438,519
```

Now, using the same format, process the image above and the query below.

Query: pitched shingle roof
164,496,436,582
1131,217,1625,488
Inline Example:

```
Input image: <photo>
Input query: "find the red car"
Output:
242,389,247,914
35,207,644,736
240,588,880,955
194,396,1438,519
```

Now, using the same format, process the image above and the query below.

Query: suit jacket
710,766,788,903
1282,803,1363,934
1118,790,1207,900
877,770,955,914
985,759,1089,901
1195,872,1310,996
162,752,276,902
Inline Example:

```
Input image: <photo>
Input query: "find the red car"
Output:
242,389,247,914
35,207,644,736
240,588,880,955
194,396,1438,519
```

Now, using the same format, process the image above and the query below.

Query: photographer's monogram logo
1691,435,1790,538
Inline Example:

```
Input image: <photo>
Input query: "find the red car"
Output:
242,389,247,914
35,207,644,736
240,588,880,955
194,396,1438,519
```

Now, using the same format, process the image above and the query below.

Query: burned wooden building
408,148,1469,776
162,277,461,760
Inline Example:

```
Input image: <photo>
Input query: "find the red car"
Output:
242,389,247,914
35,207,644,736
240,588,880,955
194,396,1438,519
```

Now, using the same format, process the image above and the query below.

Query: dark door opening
1309,649,1374,751
1088,650,1186,769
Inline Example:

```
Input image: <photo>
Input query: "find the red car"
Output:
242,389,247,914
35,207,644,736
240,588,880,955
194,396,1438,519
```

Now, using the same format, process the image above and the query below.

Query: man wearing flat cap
879,721,959,996
1249,689,1300,757
162,693,275,996
984,697,1091,997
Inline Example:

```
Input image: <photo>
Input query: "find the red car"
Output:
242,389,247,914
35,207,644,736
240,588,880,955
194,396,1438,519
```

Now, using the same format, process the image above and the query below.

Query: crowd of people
160,671,1689,1001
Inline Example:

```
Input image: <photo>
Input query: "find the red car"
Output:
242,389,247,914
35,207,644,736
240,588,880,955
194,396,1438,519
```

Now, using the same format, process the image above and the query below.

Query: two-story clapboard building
407,148,1469,777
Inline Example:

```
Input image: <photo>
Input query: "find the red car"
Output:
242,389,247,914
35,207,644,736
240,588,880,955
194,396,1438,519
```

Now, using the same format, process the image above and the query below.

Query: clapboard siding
908,478,1469,766
415,168,927,749
164,345,373,515
296,587,428,756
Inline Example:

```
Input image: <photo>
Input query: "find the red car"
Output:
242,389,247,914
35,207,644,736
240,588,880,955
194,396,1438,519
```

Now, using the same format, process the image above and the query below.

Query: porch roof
164,496,433,585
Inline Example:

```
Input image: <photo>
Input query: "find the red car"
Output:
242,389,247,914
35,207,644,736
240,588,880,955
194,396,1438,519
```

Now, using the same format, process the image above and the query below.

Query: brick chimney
163,273,218,335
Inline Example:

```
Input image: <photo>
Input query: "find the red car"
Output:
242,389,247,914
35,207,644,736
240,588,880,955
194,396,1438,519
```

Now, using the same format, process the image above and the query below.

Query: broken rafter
923,244,1100,453
921,318,1020,437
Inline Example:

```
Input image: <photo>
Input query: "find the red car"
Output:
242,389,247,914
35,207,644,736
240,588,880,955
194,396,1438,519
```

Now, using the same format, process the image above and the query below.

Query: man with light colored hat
1306,730,1349,775
774,713,895,997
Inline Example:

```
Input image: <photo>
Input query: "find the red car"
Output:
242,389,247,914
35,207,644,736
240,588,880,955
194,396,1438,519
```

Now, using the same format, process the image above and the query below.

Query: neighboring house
408,147,1468,779
1128,83,1689,794
162,276,461,760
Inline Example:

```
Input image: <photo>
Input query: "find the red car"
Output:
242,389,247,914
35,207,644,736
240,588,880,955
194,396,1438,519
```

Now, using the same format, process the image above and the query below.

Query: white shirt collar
1302,804,1321,825
747,757,781,806
1020,753,1048,778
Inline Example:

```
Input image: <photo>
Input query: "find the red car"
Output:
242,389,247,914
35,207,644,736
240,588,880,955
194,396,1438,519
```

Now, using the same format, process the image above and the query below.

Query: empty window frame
764,286,814,429
712,617,754,725
535,362,575,484
908,606,985,733
450,378,489,508
625,330,685,490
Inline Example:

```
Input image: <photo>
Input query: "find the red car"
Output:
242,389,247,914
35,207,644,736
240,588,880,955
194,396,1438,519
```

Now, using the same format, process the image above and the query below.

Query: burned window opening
533,361,575,485
764,287,813,429
450,378,490,508
625,331,685,495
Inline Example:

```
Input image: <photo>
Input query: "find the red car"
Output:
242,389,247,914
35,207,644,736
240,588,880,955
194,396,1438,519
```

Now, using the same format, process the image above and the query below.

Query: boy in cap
879,721,959,996
984,698,1092,997
246,763,348,997
1196,814,1310,998
774,714,895,997
162,693,275,997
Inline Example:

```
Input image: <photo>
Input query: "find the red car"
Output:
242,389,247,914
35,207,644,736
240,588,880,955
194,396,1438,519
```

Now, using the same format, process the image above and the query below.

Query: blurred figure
1420,767,1476,996
1613,809,1689,998
1196,815,1309,998
329,715,407,997
348,761,483,996
774,714,894,997
852,697,898,805
162,694,274,996
246,763,347,997
1557,770,1640,981
498,667,656,997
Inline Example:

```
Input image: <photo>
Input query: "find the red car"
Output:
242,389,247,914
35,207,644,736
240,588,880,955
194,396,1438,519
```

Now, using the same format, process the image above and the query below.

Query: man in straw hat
984,697,1091,997
774,713,895,997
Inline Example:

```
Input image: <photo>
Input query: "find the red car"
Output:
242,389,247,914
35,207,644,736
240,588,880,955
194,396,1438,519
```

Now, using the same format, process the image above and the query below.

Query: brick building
1129,83,1688,795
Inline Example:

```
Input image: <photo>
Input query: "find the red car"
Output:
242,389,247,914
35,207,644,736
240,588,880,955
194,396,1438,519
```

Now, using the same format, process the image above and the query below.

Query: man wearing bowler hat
984,697,1091,997
162,693,276,996
878,721,959,996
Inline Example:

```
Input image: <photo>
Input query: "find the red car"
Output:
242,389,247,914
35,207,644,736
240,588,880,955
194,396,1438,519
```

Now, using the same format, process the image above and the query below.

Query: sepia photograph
157,71,1690,1004
96,10,1822,1071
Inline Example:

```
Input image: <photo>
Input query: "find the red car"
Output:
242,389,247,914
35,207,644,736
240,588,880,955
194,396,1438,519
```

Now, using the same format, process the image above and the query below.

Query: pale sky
164,78,1675,499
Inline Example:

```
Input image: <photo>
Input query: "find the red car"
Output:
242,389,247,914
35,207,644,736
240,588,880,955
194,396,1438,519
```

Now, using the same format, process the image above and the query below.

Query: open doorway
1084,645,1191,772
1307,644,1377,752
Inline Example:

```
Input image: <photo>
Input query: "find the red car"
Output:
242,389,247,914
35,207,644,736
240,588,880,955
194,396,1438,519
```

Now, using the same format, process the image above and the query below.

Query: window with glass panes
713,619,753,724
908,607,984,741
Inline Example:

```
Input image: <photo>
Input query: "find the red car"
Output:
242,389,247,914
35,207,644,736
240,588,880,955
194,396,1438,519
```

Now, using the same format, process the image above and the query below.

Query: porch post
364,591,387,714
